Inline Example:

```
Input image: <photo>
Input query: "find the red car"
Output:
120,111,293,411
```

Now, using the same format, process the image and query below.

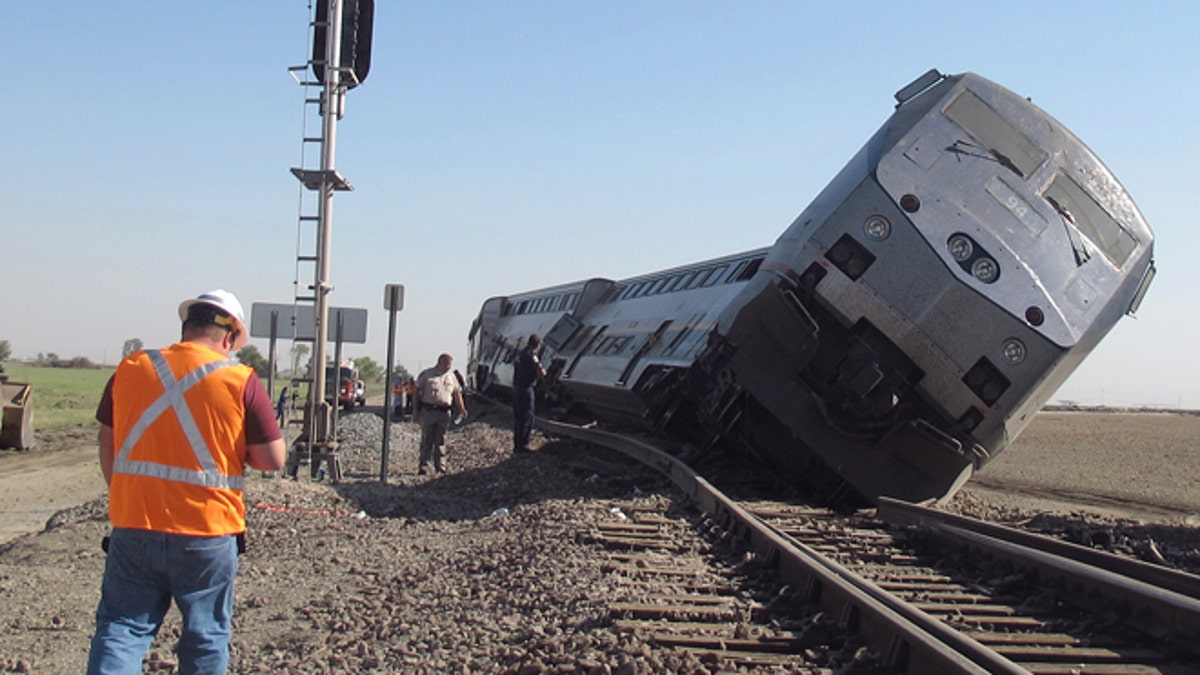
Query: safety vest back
109,342,254,536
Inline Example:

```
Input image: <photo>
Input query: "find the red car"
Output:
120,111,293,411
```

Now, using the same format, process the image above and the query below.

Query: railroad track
545,418,1200,674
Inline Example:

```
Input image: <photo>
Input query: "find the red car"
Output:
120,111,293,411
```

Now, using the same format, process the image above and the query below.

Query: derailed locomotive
467,70,1156,505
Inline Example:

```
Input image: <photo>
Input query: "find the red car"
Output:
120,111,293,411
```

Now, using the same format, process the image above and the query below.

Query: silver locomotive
468,70,1156,504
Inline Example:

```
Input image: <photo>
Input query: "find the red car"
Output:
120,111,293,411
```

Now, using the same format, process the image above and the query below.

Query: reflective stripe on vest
112,349,245,491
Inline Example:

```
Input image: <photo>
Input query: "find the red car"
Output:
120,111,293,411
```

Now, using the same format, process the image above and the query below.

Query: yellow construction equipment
1,380,33,450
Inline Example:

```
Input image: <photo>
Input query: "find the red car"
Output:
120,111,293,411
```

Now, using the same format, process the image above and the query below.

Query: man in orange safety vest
87,289,286,674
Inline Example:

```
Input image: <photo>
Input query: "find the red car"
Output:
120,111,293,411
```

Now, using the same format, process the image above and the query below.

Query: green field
2,363,112,431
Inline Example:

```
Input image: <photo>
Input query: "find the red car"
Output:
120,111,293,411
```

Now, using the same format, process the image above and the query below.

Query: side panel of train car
468,70,1154,505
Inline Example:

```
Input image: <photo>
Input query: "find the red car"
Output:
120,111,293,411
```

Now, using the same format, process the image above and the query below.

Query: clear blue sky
2,2,1196,407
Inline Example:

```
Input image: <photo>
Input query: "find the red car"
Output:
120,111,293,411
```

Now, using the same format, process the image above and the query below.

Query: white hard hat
178,289,249,351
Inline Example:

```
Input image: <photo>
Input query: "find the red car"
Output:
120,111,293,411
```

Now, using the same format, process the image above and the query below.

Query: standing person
512,334,546,454
88,290,287,674
276,386,289,426
404,378,416,417
414,353,468,474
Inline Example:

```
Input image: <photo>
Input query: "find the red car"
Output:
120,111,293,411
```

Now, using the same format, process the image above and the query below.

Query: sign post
380,284,405,483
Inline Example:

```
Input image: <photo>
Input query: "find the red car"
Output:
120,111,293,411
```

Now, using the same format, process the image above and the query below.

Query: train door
617,320,672,386
565,325,607,379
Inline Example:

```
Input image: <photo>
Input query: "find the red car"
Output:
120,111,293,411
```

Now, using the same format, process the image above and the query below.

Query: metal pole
332,311,345,436
309,0,344,450
380,301,398,483
267,310,279,399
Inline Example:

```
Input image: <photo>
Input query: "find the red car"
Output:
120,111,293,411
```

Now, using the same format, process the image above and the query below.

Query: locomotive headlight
1001,338,1027,365
947,234,974,261
863,215,891,241
971,257,1000,283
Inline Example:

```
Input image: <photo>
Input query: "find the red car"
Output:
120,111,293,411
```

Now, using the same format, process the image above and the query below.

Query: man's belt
422,403,452,412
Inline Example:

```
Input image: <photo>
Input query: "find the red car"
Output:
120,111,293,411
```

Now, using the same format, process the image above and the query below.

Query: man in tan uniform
413,353,468,474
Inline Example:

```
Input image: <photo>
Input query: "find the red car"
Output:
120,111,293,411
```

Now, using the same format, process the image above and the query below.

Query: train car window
688,269,711,289
648,278,668,296
1044,174,1138,267
600,336,632,355
517,300,529,315
703,265,728,286
562,324,589,352
945,90,1046,179
595,336,616,355
662,275,683,293
665,324,694,355
544,313,582,350
734,257,763,281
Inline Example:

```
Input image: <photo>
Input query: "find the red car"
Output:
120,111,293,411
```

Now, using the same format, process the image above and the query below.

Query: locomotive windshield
1043,173,1139,267
944,90,1046,179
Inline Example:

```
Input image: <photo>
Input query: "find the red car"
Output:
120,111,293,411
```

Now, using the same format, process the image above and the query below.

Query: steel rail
542,419,1029,674
877,496,1200,600
876,497,1200,654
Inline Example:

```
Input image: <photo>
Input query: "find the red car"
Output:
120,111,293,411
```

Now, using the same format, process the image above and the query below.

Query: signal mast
286,0,373,480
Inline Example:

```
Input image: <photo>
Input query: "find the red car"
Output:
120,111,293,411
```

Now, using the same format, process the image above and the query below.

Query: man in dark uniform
512,334,546,454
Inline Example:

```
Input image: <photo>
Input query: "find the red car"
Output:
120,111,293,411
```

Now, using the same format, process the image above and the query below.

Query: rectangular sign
250,303,369,343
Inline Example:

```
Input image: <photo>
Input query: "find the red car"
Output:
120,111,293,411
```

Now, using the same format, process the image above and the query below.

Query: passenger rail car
468,70,1155,505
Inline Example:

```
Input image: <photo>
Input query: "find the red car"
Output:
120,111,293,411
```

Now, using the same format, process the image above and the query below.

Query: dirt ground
0,409,1197,672
967,411,1200,522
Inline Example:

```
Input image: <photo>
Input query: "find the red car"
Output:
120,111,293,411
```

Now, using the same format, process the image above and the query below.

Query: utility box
1,381,33,450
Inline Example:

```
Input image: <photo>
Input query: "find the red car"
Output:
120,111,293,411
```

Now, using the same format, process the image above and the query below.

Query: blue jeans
87,527,238,675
